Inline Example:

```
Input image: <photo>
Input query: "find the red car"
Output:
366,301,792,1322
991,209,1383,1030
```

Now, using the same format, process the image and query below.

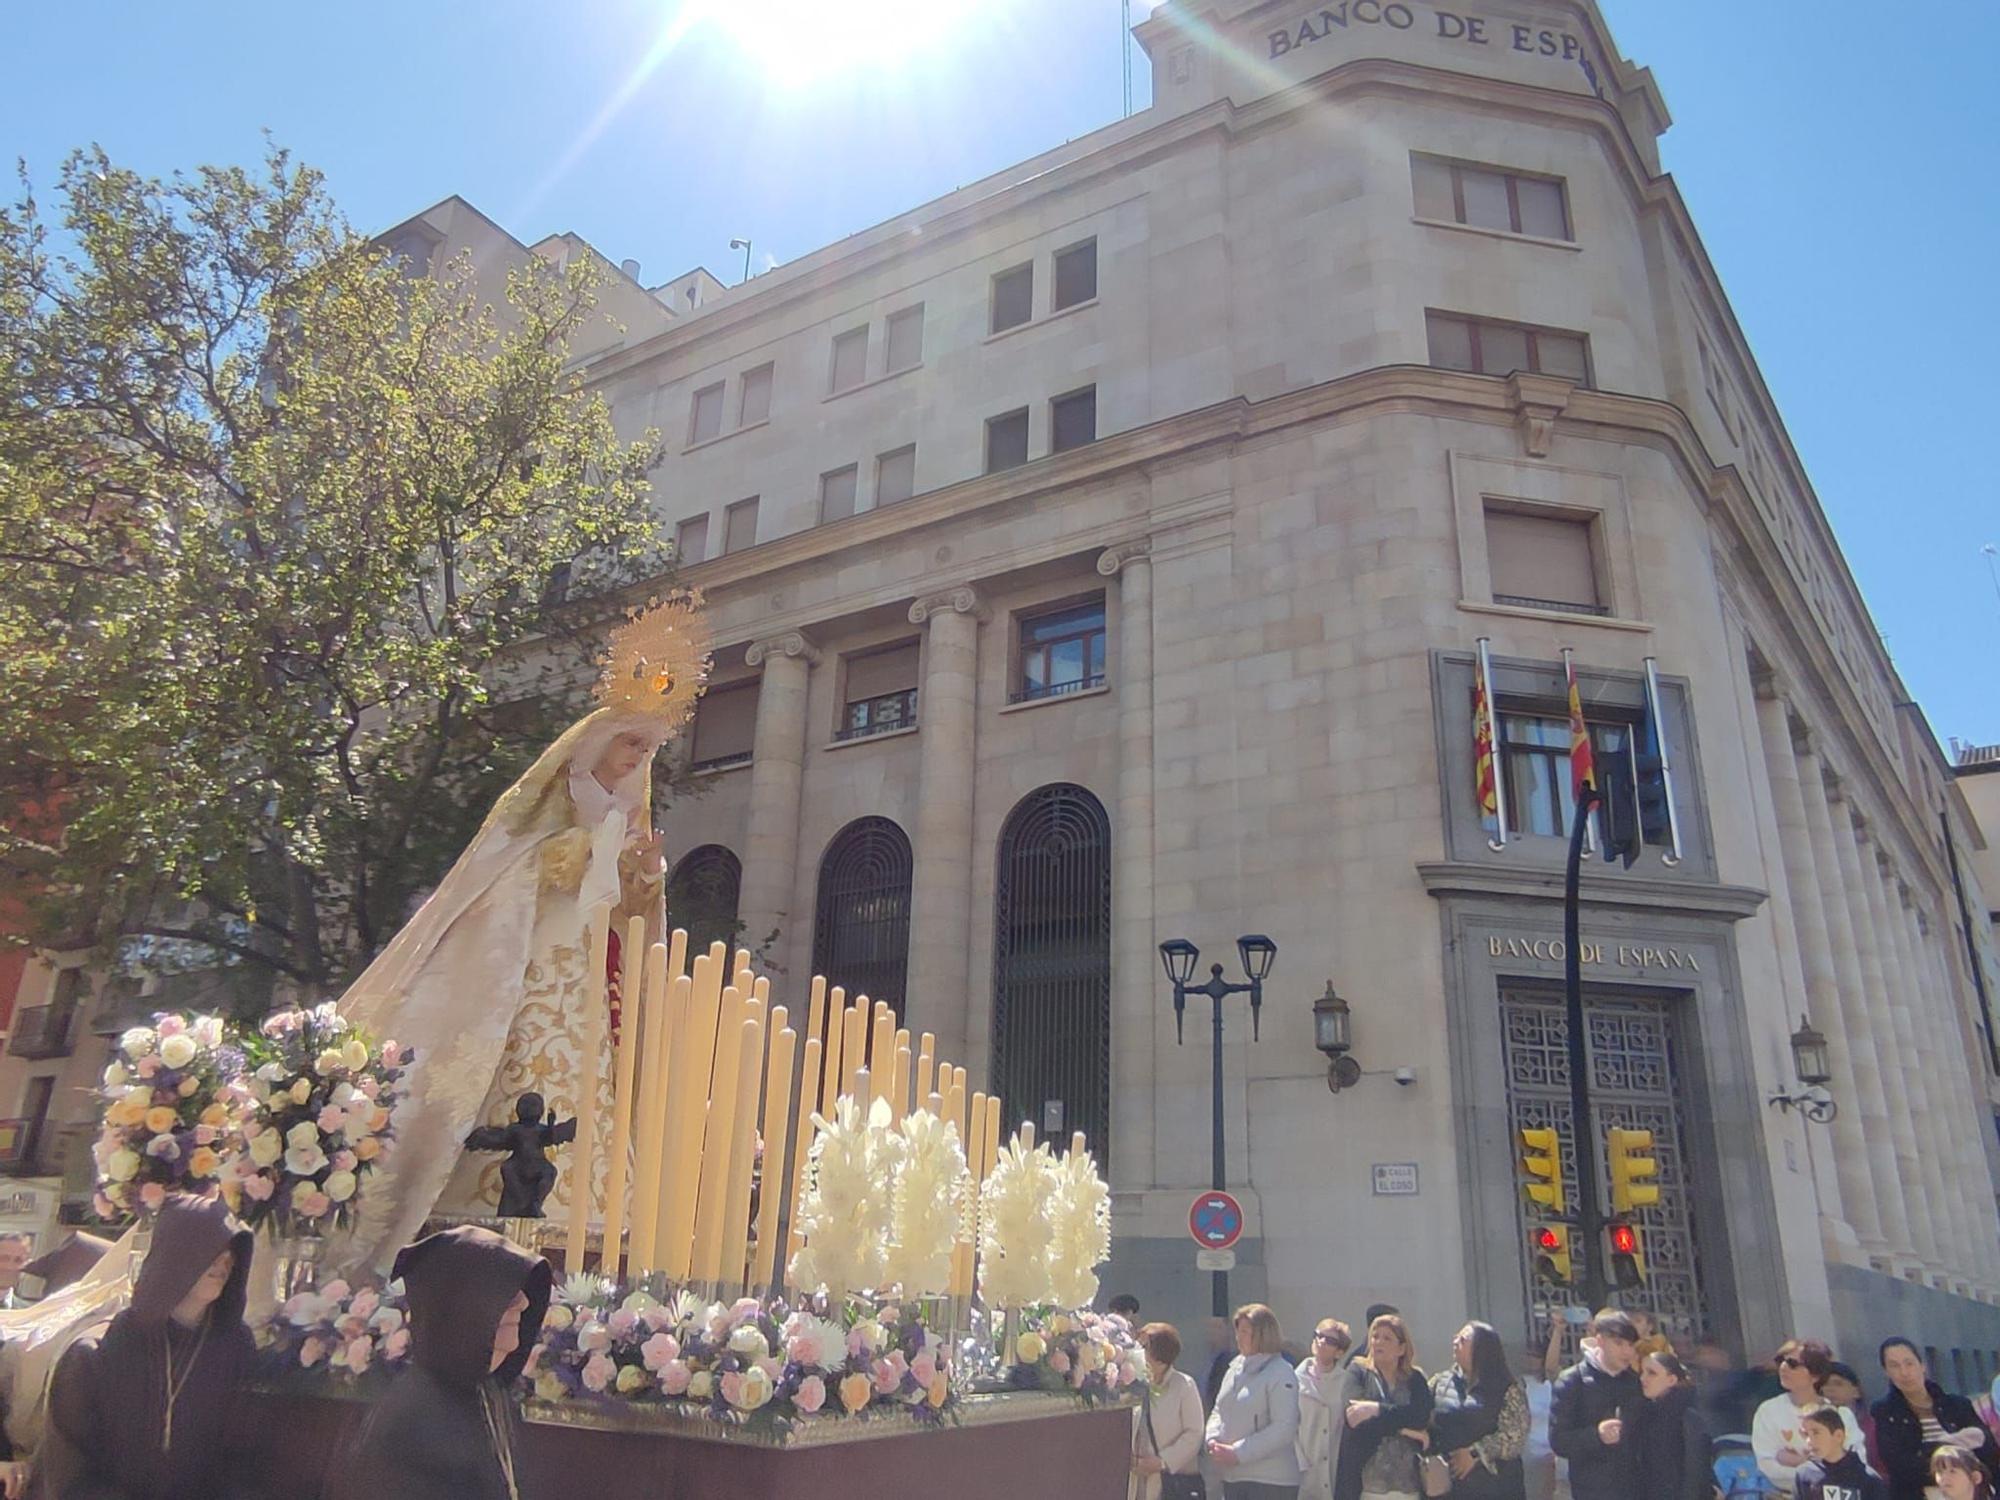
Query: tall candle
915,1033,935,1111
958,1089,988,1298
628,946,673,1273
751,1017,797,1290
662,951,721,1279
1018,1120,1035,1154
842,996,866,1099
890,1032,911,1121
804,975,828,1053
692,984,748,1282
983,1095,1002,1177
649,972,693,1276
719,1003,767,1289
784,1034,823,1282
819,985,846,1111
598,917,649,1276
1070,1130,1087,1163
870,1007,895,1108
565,906,612,1274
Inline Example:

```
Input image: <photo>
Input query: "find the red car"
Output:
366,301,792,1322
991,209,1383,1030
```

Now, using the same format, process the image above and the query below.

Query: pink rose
719,1371,744,1407
357,1075,381,1100
336,1314,367,1340
607,1309,638,1340
659,1359,692,1396
788,1332,825,1366
139,1182,166,1212
795,1374,827,1414
641,1332,682,1372
911,1351,936,1387
380,1041,402,1067
333,1150,358,1173
640,1306,675,1334
344,1336,373,1375
383,1329,410,1360
729,1297,761,1326
244,1174,275,1201
157,1015,187,1037
137,1056,161,1078
299,1337,328,1367
321,1279,352,1302
295,1190,332,1219
871,1359,901,1396
193,1125,217,1146
581,1353,615,1393
1049,1351,1071,1375
318,1105,348,1133
350,1289,380,1320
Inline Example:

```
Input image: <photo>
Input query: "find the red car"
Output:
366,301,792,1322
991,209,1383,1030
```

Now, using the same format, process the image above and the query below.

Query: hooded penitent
330,1226,553,1500
39,1193,257,1500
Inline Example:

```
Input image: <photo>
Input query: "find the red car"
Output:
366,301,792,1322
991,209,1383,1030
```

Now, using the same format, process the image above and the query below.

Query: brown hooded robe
330,1226,552,1500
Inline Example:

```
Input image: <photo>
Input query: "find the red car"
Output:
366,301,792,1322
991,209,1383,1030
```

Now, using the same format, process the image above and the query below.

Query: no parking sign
1188,1190,1244,1251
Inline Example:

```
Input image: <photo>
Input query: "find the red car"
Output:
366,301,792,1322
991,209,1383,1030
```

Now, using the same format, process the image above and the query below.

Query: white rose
726,1326,769,1361
342,1038,370,1072
543,1305,574,1331
249,1130,284,1167
158,1034,198,1070
323,1169,357,1202
103,1062,130,1088
256,1062,286,1083
286,1120,321,1149
191,1016,224,1048
107,1148,140,1182
120,1027,157,1058
286,1141,329,1176
289,1078,313,1105
315,1049,346,1077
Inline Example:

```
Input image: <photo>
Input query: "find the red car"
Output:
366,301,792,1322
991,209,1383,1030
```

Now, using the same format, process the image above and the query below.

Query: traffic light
1519,1128,1566,1215
1607,1127,1660,1214
1531,1225,1573,1286
1633,702,1674,846
1596,746,1642,868
1606,1221,1647,1289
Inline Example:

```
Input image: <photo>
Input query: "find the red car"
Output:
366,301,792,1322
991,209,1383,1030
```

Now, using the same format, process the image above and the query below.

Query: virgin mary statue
335,594,708,1273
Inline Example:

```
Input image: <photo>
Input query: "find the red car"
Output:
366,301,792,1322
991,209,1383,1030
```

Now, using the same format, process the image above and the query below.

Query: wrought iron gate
812,818,913,1020
1501,986,1710,1346
992,785,1112,1165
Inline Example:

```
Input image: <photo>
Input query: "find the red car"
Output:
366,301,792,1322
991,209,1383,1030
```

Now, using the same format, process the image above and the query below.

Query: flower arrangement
529,1278,958,1429
260,1278,413,1380
1045,1145,1111,1310
883,1107,969,1298
92,1014,247,1218
787,1095,902,1300
1006,1308,1143,1405
976,1135,1061,1309
224,1003,412,1236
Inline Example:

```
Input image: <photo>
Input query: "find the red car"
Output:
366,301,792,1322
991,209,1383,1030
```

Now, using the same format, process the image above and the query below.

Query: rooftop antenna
1122,0,1133,117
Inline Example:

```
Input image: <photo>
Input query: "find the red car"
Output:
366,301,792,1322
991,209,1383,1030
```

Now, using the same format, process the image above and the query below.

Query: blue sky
5,1,1996,747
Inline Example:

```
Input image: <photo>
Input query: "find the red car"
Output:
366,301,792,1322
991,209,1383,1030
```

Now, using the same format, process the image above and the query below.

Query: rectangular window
1412,155,1572,241
1484,504,1604,615
738,363,772,426
840,642,920,741
1499,713,1638,839
1051,385,1097,453
829,327,868,394
1014,598,1107,703
691,681,758,770
1053,239,1098,310
991,263,1033,334
985,408,1030,473
819,465,858,524
1426,311,1591,385
688,382,724,445
19,1075,54,1169
885,304,924,371
675,514,709,565
876,445,916,506
723,496,759,554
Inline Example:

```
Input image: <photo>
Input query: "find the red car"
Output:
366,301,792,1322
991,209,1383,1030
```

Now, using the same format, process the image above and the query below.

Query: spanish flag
1565,652,1595,799
1473,671,1500,829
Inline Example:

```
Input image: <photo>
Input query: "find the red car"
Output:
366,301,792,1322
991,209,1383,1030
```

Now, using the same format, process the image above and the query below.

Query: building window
885,304,924,372
1484,504,1604,615
1412,155,1571,240
666,846,741,967
1050,385,1097,453
723,497,760,554
675,514,709,565
993,784,1112,1169
691,681,758,771
688,382,724,445
1499,712,1644,839
876,445,916,506
986,408,1030,473
738,363,773,426
819,465,858,524
839,642,919,741
1427,312,1590,385
1014,597,1107,703
812,818,914,1024
829,327,868,394
17,1075,55,1171
991,263,1033,334
1053,239,1098,310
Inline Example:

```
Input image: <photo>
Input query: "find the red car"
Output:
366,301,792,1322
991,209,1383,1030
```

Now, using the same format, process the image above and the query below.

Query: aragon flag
1473,670,1500,831
1565,652,1595,799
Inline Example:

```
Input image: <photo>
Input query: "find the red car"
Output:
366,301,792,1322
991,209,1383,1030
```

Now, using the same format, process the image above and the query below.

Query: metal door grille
666,845,742,960
812,818,913,1022
1501,986,1709,1349
992,785,1112,1165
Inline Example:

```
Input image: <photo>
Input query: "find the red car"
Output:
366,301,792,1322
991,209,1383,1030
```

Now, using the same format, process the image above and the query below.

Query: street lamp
1160,935,1276,1317
1768,1015,1837,1123
1313,981,1361,1092
729,237,753,284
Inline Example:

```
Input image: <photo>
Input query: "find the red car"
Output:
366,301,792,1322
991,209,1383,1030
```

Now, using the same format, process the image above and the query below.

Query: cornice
1417,861,1768,922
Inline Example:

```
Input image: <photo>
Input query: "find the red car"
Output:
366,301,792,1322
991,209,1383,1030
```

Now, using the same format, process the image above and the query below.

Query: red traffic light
1535,1227,1563,1252
1608,1223,1638,1255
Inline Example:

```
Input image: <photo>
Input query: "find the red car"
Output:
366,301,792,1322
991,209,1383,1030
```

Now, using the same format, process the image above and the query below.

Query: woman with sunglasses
1755,1340,1863,1494
1873,1338,2000,1500
1298,1320,1354,1500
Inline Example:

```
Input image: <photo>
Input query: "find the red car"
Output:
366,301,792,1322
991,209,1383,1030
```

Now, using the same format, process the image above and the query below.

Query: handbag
1140,1383,1207,1500
1420,1453,1452,1497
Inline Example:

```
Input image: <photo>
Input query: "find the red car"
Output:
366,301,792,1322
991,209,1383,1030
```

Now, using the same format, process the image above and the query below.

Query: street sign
1371,1162,1420,1197
1188,1190,1244,1250
1196,1248,1237,1272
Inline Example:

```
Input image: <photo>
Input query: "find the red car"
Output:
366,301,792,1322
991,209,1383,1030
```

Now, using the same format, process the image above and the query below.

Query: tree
0,145,679,1002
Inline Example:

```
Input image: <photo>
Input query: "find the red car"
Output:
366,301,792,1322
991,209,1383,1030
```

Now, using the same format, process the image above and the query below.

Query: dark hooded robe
38,1193,258,1500
330,1225,551,1500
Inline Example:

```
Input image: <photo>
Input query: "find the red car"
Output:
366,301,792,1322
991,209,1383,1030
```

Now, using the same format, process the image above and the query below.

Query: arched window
666,845,742,960
992,784,1112,1166
811,818,913,1022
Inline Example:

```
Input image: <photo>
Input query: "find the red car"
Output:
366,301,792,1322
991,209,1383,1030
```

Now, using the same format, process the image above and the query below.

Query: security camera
1392,1067,1416,1087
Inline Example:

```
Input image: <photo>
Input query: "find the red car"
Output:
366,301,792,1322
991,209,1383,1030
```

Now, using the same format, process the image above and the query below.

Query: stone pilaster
1099,540,1155,1189
1891,883,1978,1289
737,631,819,966
906,586,984,1066
1907,895,1997,1291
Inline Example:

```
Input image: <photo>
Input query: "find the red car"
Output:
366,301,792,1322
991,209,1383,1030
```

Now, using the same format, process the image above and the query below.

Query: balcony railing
691,749,753,773
1493,593,1611,617
9,1001,77,1060
1009,673,1107,706
836,688,918,742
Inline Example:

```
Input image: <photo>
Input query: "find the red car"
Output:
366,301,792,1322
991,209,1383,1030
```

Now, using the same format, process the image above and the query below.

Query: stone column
1891,882,1978,1288
906,586,984,1067
1796,735,1911,1259
1825,780,1924,1266
738,632,818,965
1753,683,1874,1248
1917,911,2000,1292
1099,540,1155,1190
1906,894,1996,1290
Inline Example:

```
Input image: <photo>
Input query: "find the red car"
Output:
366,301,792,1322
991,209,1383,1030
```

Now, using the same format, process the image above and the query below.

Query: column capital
744,630,821,668
1095,538,1154,577
908,584,985,626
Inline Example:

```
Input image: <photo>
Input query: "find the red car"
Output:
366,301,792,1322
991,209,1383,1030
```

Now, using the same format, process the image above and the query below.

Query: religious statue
464,1093,576,1218
334,594,707,1272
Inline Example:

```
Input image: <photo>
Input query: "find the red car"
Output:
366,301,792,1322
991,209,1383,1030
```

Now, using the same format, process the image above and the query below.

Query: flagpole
1562,648,1597,860
1477,637,1509,852
1642,657,1684,866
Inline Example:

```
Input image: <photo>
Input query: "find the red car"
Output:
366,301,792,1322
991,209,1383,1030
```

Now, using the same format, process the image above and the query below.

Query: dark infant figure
464,1092,577,1218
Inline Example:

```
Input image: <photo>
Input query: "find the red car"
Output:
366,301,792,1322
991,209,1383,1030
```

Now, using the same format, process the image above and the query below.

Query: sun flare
695,0,981,84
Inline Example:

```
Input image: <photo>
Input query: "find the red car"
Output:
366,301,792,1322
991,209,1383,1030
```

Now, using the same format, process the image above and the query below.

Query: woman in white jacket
1297,1319,1355,1500
1132,1321,1206,1500
1206,1302,1306,1498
